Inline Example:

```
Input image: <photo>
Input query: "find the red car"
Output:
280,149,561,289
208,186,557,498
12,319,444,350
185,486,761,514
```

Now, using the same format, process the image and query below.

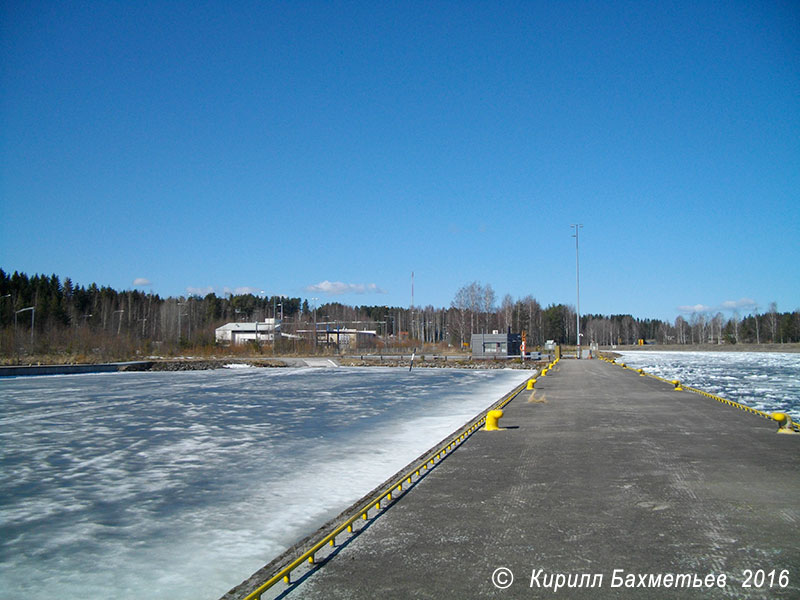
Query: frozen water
0,367,529,599
614,351,800,420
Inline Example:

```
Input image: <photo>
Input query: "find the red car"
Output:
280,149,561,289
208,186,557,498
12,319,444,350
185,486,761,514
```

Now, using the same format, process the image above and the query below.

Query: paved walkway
273,359,800,598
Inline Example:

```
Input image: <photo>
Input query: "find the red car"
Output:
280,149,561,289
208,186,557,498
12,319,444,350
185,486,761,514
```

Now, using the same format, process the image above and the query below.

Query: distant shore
3,343,799,375
605,343,800,353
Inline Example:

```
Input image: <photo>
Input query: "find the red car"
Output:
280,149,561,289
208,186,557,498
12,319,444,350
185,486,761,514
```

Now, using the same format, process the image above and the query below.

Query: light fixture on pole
311,297,318,353
571,224,583,358
177,302,184,342
15,306,35,348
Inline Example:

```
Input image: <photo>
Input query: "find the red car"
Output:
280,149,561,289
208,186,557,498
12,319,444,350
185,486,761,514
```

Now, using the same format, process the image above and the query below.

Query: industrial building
471,331,522,358
215,319,377,351
215,319,281,345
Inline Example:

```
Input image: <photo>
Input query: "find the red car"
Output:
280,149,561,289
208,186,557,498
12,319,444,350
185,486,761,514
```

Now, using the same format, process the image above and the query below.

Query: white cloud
721,298,757,311
305,280,387,295
186,286,215,296
678,303,711,313
185,286,264,297
133,278,151,287
678,297,759,314
234,286,264,295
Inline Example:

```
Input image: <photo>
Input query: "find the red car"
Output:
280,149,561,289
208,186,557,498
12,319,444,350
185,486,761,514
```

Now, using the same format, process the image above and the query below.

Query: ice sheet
0,367,529,599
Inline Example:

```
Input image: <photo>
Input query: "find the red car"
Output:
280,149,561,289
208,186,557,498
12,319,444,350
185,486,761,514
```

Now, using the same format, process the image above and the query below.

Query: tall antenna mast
411,271,415,342
571,224,583,358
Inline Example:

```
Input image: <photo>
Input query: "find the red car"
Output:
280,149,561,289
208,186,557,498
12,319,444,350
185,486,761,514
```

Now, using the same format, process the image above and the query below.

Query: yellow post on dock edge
773,412,797,434
484,409,504,431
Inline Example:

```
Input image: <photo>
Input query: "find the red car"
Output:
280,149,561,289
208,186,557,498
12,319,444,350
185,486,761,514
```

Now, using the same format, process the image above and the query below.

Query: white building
215,319,281,345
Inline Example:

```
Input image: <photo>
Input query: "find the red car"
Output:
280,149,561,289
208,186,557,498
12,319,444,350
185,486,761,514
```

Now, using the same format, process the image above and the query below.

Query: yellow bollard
637,369,645,376
541,368,548,377
526,378,536,389
484,409,505,431
672,380,683,391
773,413,797,434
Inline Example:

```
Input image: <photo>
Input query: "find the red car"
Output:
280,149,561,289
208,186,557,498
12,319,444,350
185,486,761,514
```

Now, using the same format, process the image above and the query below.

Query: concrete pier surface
277,358,799,599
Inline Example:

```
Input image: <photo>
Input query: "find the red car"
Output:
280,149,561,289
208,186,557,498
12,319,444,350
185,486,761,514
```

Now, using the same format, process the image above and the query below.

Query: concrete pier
267,358,799,599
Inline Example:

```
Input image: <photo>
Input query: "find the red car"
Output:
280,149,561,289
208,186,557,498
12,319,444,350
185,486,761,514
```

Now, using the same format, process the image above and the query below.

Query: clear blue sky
2,1,798,321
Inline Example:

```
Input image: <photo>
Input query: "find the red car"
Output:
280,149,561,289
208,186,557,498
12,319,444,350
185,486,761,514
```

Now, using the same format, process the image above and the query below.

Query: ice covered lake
613,350,800,421
0,366,530,599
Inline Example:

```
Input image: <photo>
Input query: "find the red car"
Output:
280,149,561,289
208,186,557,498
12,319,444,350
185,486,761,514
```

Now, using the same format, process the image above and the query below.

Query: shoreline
606,342,800,353
2,343,799,376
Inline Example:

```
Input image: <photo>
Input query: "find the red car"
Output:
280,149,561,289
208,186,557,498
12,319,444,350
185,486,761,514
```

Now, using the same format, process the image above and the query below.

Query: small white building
215,319,281,345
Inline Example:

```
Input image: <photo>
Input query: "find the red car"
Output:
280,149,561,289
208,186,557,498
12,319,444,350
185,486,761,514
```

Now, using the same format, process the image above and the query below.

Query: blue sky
2,1,798,321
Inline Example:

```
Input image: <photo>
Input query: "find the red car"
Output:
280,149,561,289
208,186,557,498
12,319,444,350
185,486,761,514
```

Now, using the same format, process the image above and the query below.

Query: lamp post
15,306,35,348
311,298,318,354
571,224,583,358
177,302,185,342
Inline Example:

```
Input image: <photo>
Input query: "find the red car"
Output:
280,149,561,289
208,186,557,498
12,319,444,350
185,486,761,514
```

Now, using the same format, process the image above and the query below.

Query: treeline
1,269,798,361
0,270,314,360
582,311,800,346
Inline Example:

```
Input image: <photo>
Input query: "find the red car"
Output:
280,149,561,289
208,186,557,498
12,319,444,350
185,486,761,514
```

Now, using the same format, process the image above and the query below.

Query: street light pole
311,298,318,354
571,224,583,358
15,306,35,348
177,302,184,342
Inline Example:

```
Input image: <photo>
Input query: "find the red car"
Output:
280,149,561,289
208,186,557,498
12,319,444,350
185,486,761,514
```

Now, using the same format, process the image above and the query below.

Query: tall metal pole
15,307,35,349
411,271,415,342
311,297,318,354
177,302,184,342
571,224,583,358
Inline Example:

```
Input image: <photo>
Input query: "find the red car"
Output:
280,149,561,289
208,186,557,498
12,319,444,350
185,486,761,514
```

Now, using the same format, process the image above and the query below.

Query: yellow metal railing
240,378,530,600
598,356,800,433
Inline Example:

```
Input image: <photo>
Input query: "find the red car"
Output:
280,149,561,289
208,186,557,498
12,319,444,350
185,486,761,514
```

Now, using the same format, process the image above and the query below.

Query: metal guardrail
345,353,550,361
599,356,800,433
236,379,531,599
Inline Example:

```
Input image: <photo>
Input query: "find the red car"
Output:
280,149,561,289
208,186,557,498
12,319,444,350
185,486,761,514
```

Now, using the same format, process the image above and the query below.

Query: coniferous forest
1,269,798,363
